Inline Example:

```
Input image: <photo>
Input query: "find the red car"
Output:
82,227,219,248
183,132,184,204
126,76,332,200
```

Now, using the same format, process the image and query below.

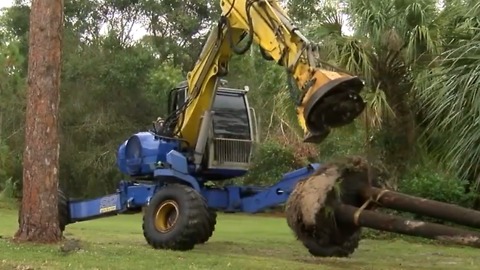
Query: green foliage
0,140,9,188
413,2,480,180
0,4,29,38
1,0,480,207
316,121,366,160
0,140,20,199
145,63,184,117
398,163,475,207
0,177,18,200
302,0,454,177
244,140,304,186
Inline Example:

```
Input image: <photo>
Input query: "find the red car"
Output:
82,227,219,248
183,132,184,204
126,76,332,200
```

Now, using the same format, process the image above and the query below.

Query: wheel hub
154,200,179,233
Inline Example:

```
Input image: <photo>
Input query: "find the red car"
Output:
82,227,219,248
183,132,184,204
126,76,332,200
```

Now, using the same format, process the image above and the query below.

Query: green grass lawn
1,207,479,270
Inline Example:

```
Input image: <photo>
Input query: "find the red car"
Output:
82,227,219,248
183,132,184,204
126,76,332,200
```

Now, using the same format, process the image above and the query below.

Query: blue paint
69,194,122,221
166,150,190,174
201,164,320,213
117,131,250,181
69,181,158,221
117,132,180,176
153,168,201,191
67,128,324,225
117,181,158,208
67,163,321,223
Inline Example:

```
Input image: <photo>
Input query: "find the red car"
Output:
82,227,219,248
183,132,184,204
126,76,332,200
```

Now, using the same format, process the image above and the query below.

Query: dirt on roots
285,156,389,257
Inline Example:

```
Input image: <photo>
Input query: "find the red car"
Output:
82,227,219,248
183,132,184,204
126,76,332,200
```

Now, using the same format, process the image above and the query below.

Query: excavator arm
163,0,365,149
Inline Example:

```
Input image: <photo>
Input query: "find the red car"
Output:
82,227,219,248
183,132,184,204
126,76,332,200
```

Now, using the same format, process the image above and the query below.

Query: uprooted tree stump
285,156,480,257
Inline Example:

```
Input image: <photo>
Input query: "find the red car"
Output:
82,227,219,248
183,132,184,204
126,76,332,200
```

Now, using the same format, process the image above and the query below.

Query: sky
0,0,353,39
0,0,14,10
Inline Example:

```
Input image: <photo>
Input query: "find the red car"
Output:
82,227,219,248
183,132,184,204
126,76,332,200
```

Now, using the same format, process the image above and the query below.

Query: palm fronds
415,17,480,178
363,84,396,131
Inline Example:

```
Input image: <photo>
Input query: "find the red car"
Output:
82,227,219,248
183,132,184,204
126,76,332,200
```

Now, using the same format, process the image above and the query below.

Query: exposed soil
286,165,340,227
284,156,388,257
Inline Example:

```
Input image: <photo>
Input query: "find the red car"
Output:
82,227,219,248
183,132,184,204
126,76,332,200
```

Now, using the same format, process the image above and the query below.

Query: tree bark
382,82,416,177
14,0,64,243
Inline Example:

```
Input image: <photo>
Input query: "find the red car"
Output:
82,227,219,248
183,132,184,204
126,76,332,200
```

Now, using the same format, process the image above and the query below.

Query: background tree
414,0,480,206
0,0,476,213
14,0,64,243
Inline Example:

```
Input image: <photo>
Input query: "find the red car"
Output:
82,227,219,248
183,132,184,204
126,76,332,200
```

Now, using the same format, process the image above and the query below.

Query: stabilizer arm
175,0,365,147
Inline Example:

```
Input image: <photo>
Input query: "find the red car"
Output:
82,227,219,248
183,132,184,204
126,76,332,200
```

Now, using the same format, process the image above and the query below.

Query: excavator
52,0,480,258
160,1,365,147
126,0,365,250
59,0,365,252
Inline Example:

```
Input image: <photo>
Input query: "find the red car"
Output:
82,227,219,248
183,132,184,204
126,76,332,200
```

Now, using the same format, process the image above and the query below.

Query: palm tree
292,0,450,177
414,1,480,189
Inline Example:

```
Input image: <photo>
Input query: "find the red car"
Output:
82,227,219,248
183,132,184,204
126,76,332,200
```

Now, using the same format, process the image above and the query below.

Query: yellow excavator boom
169,0,365,148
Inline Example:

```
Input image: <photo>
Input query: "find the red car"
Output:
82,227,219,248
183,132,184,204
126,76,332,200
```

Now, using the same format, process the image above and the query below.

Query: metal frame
207,86,257,170
68,156,321,222
67,81,315,228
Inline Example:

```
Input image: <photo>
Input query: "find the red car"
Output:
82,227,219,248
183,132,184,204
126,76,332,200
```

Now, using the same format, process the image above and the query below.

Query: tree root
285,156,388,257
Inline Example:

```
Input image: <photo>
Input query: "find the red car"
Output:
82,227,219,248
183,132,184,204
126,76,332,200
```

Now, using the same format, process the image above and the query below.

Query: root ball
285,156,388,257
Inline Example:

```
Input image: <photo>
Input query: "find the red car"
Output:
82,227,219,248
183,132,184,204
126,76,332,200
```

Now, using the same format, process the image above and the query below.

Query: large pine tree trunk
14,0,64,243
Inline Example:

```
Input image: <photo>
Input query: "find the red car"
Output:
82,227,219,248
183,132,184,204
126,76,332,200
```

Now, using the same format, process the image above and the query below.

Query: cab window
211,92,251,140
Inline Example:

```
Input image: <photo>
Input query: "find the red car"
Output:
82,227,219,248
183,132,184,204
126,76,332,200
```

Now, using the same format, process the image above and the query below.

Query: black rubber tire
58,189,70,232
142,184,211,251
196,208,217,244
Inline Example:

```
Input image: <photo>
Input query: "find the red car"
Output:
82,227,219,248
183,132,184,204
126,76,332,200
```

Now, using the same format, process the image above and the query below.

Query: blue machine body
67,131,322,222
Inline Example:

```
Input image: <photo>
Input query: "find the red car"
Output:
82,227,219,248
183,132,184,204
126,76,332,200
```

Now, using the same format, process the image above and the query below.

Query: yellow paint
178,0,362,147
99,206,116,213
154,200,179,233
